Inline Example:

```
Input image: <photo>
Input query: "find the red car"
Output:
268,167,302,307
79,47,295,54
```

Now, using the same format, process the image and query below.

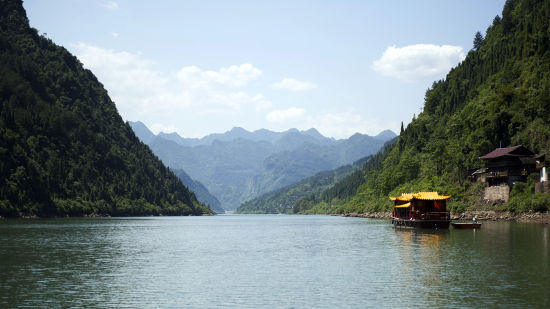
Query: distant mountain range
130,121,396,210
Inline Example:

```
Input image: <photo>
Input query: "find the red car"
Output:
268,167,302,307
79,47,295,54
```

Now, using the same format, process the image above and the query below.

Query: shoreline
0,212,214,220
3,211,549,224
340,210,550,224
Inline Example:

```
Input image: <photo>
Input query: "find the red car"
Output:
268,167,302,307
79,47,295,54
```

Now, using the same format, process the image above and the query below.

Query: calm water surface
1,215,549,308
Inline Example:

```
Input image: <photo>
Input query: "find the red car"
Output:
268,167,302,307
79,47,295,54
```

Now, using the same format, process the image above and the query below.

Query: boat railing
426,211,450,220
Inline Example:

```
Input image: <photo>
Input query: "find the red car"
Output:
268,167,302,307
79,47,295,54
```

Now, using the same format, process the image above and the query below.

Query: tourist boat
390,192,451,229
451,222,482,229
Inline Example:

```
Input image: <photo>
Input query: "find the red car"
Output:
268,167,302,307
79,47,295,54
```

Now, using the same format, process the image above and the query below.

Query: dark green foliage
287,138,397,214
473,31,484,50
492,15,502,27
0,0,211,217
298,0,550,214
508,174,549,212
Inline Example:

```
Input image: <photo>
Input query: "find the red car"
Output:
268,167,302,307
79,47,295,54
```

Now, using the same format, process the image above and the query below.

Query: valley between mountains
130,121,395,211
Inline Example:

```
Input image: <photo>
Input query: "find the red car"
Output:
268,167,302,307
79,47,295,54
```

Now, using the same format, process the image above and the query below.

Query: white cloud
373,44,465,82
252,94,273,111
111,32,119,38
74,43,165,95
176,64,261,88
262,109,398,139
261,108,398,139
101,1,119,10
75,43,149,68
71,43,396,139
270,77,318,91
149,123,179,135
72,43,269,124
266,107,306,123
297,111,399,139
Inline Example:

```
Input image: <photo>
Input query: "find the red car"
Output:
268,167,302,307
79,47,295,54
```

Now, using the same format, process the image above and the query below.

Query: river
1,215,549,308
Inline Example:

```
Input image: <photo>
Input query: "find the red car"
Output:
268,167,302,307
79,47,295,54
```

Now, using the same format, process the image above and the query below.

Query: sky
24,0,506,139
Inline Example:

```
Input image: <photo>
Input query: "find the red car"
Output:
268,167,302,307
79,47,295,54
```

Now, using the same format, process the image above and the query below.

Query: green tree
0,0,212,217
473,31,484,50
282,0,550,215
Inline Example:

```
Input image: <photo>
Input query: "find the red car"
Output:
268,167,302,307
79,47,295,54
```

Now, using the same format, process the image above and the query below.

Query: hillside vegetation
292,0,550,214
0,0,211,217
236,152,377,214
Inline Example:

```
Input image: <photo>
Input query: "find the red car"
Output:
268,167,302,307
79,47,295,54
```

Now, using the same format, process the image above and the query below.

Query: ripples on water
1,215,549,308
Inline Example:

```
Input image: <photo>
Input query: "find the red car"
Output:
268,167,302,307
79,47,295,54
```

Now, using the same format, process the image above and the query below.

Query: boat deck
393,218,451,229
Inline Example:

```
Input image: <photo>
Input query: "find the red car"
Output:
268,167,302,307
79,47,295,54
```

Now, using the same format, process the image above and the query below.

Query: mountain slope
236,154,373,214
130,122,396,210
173,169,224,213
149,134,275,210
298,0,550,214
130,121,156,144
0,0,211,217
127,122,224,212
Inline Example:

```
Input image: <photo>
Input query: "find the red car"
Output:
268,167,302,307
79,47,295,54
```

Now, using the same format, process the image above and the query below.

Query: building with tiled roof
479,145,537,187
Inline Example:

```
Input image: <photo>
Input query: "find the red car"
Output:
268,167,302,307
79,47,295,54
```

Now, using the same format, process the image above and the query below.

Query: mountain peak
159,131,183,138
349,132,366,139
129,121,156,144
303,128,325,140
374,130,397,141
229,127,249,133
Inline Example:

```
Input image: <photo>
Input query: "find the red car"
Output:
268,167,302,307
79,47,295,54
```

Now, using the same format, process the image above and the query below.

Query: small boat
390,192,451,229
452,222,482,229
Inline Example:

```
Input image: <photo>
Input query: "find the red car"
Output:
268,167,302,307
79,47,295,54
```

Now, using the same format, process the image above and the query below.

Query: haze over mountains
130,121,396,210
171,169,224,214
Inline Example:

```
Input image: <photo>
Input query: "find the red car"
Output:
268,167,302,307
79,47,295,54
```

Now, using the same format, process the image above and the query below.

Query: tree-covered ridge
0,0,212,217
235,153,375,214
295,0,550,214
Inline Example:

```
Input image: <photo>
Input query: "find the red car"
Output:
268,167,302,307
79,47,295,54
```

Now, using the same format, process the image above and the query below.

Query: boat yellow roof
389,193,414,202
414,192,451,200
389,192,451,201
394,202,411,208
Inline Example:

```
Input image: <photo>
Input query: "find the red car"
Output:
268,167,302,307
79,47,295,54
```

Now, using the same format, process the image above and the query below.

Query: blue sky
24,0,505,139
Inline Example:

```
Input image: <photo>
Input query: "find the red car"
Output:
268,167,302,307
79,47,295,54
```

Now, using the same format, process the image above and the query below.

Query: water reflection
391,229,451,307
1,217,549,308
0,219,129,308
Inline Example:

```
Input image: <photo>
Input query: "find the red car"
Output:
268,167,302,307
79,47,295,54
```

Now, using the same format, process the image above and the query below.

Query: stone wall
484,184,510,202
535,181,550,193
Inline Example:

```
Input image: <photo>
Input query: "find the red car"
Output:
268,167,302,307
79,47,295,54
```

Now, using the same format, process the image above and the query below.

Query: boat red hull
392,218,450,229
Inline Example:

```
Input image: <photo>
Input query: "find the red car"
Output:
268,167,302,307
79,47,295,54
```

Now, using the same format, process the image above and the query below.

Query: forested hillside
0,0,212,217
295,0,550,214
236,153,374,214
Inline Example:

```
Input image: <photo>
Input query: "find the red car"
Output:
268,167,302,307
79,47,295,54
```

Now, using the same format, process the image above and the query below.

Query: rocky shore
451,210,550,224
340,210,550,224
340,212,392,219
